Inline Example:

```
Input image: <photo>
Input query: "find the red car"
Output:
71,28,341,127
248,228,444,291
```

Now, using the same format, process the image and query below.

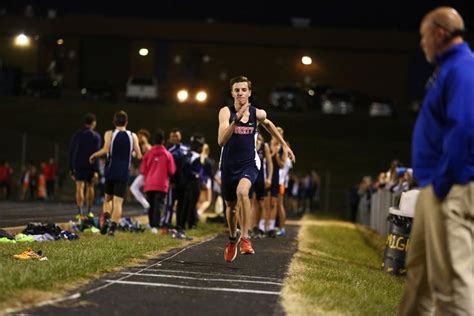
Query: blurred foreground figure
399,7,474,316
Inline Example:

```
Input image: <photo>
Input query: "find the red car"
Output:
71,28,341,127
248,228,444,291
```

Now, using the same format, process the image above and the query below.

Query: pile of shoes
118,217,146,233
58,230,80,241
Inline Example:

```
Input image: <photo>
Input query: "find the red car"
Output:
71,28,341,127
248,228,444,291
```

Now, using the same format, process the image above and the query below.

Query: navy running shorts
74,168,96,182
267,177,279,198
251,179,266,201
221,164,259,202
104,179,128,198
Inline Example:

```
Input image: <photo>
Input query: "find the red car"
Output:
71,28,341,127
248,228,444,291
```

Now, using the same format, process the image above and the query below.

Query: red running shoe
240,237,255,254
224,230,241,262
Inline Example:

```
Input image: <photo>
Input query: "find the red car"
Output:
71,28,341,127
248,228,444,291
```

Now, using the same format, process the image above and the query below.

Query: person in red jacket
42,157,58,200
0,160,13,200
140,129,176,232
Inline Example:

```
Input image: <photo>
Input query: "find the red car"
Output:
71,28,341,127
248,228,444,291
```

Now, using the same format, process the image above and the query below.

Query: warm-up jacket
412,43,474,198
140,145,176,193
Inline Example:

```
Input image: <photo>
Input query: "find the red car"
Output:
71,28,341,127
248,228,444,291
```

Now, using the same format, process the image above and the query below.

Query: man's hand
89,154,95,164
286,146,296,163
92,172,99,185
265,179,272,189
70,171,76,181
235,104,249,122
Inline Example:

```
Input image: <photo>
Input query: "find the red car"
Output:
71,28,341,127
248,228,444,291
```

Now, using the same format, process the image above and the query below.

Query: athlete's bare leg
277,194,286,229
75,181,85,211
111,196,124,223
225,200,238,238
103,194,113,214
236,178,252,239
86,183,95,212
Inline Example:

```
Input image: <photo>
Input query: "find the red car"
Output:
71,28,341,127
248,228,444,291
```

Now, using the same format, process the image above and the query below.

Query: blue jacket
69,127,101,172
412,43,474,198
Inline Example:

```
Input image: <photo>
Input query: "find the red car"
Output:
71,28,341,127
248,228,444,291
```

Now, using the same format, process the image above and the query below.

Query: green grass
0,222,223,310
282,216,404,315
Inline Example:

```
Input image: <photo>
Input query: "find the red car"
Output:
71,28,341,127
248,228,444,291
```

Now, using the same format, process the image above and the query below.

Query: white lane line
105,280,281,295
84,234,218,294
4,293,81,314
128,268,283,282
120,272,283,286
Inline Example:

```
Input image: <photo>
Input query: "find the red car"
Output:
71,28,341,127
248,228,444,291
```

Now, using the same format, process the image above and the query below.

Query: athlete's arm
275,142,288,168
132,133,142,160
257,109,296,163
264,143,273,188
89,130,112,163
218,106,236,147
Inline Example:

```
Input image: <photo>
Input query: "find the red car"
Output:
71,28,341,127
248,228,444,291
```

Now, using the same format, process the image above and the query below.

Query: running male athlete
218,76,295,262
89,110,142,236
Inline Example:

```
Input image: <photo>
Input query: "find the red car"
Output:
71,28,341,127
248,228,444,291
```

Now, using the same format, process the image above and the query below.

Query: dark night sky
2,0,473,31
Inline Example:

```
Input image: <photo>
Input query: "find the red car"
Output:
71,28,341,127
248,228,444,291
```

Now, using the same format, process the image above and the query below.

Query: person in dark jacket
69,113,101,216
399,7,474,315
176,134,205,231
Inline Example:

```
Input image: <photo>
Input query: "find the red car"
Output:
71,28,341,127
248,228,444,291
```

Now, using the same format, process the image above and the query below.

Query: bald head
423,7,464,34
419,7,465,63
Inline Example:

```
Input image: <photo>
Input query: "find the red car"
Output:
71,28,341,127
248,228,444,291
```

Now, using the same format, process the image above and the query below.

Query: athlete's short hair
153,129,165,145
137,129,151,141
229,76,252,91
190,133,205,153
83,113,96,126
113,110,128,127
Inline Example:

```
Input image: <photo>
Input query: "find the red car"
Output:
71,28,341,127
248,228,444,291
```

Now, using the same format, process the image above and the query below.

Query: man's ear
435,27,449,44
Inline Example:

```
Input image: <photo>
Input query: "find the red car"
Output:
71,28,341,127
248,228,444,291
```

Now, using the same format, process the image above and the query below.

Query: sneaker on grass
99,213,111,235
13,248,48,261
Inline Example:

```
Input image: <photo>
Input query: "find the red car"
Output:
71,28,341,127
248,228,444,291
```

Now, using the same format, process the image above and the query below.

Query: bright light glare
301,56,312,65
195,91,207,103
139,48,149,56
57,38,64,45
14,34,30,47
177,89,189,102
308,89,315,96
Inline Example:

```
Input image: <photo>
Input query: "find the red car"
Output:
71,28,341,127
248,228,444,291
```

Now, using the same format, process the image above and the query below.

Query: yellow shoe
13,248,48,261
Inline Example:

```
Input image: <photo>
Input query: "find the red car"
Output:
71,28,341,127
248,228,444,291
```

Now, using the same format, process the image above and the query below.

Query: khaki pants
399,184,474,316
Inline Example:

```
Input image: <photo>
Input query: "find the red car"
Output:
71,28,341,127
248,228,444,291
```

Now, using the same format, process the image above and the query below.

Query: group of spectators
0,158,58,201
350,159,417,222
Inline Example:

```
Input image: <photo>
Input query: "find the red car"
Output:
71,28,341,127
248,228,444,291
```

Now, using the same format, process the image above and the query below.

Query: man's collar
435,42,470,65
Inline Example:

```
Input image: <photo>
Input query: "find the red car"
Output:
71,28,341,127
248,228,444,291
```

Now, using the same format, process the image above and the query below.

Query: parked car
126,76,158,101
306,84,332,108
369,99,396,118
81,81,117,102
23,76,61,98
321,89,355,115
269,85,311,111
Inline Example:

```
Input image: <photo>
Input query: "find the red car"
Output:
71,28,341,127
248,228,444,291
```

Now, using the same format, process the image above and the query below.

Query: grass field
0,95,414,216
282,215,404,315
0,223,223,311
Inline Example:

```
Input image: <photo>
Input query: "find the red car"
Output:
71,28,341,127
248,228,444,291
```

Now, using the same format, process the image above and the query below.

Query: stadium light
14,34,31,47
139,48,149,56
57,38,64,45
301,56,312,65
177,89,189,102
195,90,208,103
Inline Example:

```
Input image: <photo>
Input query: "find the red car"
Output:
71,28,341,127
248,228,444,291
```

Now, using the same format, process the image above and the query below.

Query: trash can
382,189,419,275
